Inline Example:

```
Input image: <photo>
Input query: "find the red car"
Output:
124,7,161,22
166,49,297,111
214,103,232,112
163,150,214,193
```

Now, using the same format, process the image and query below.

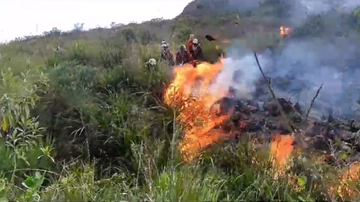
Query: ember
280,26,293,38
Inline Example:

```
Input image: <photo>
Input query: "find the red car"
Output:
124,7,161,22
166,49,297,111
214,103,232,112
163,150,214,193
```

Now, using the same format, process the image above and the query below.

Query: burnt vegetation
1,0,360,201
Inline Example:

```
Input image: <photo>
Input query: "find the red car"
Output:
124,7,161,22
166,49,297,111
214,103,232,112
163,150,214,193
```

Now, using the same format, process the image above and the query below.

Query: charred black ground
214,78,360,165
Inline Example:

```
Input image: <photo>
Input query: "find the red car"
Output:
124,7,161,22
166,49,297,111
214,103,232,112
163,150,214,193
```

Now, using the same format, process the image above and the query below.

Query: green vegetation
1,1,360,201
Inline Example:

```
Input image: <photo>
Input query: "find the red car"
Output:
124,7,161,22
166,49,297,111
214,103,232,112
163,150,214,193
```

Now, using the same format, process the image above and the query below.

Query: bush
201,41,224,63
175,26,192,43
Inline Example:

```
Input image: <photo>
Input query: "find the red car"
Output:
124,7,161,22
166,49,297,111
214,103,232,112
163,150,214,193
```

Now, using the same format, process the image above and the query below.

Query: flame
164,60,234,162
280,26,293,38
270,134,294,169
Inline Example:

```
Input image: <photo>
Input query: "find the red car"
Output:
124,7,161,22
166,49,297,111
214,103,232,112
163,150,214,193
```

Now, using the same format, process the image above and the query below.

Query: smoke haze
211,0,360,120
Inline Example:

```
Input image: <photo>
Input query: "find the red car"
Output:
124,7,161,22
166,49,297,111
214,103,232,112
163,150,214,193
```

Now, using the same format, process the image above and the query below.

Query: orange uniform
187,40,194,59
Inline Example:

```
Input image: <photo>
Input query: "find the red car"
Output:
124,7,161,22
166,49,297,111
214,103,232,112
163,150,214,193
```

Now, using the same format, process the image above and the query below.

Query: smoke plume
264,36,360,119
211,0,360,120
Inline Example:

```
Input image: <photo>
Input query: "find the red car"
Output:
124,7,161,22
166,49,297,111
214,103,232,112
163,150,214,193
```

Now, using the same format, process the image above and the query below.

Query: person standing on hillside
175,44,190,65
187,34,202,57
160,41,175,66
189,38,204,61
187,34,195,56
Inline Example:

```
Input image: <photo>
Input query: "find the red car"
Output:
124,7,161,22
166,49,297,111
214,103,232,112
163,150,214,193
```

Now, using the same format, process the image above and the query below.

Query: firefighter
187,34,195,55
189,38,204,62
175,44,190,65
160,41,175,66
161,40,167,47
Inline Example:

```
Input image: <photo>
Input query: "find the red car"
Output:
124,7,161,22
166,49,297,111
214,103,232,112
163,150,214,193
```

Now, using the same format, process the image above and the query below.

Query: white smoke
286,0,360,26
210,49,272,100
202,0,360,119
207,0,360,120
211,34,360,119
264,36,360,119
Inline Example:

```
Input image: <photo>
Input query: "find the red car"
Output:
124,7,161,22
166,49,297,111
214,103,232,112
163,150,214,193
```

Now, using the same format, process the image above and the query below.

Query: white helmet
162,42,169,48
148,58,156,65
192,38,199,44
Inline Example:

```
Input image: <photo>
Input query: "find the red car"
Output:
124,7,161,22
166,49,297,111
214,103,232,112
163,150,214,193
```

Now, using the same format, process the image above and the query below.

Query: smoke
284,0,360,26
209,0,360,120
211,49,271,100
267,0,360,119
264,36,360,119
214,35,360,119
209,43,269,100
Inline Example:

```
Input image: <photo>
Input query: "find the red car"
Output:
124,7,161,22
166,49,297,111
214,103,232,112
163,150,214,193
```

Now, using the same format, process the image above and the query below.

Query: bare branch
253,51,296,133
305,84,323,122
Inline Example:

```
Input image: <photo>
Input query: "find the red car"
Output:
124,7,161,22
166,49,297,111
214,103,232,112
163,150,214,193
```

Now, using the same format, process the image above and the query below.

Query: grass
1,4,360,201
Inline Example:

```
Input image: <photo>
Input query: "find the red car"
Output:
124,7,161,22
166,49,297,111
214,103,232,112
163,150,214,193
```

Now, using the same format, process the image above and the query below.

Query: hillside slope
178,0,263,18
1,0,360,201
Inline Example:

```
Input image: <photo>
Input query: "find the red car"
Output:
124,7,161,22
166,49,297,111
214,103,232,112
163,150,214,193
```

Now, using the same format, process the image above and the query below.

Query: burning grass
164,61,231,161
164,47,360,200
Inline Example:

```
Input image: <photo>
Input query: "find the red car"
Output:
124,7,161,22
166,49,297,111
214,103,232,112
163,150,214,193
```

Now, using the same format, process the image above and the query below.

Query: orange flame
280,26,293,38
164,60,233,162
270,134,294,169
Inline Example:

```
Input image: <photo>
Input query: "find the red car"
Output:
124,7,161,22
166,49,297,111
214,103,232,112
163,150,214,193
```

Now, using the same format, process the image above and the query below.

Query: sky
0,0,193,42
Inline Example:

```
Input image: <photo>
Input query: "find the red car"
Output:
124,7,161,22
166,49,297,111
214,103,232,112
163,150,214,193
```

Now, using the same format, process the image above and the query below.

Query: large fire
163,25,360,199
164,60,232,162
163,58,295,164
163,27,297,162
